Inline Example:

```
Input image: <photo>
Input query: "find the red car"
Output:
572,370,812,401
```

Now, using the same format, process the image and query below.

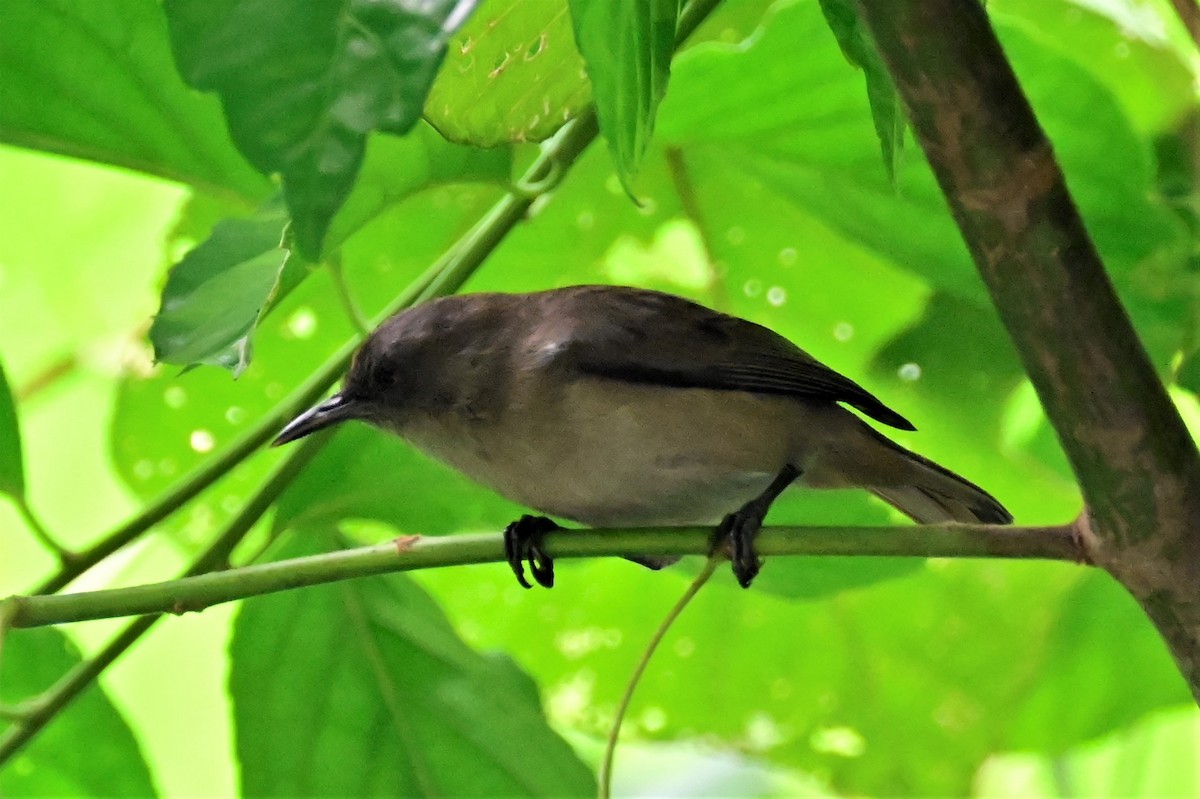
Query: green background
1,0,1197,795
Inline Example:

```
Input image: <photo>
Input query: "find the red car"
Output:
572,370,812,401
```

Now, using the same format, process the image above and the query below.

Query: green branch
0,433,327,765
4,522,1080,629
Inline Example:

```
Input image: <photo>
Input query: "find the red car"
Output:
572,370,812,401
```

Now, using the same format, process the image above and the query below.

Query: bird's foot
714,464,802,588
503,515,559,589
715,505,767,588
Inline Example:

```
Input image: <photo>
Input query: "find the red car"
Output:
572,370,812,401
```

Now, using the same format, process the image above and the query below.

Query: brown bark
855,0,1200,701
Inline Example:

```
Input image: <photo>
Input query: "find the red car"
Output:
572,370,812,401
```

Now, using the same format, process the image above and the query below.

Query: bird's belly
400,379,806,526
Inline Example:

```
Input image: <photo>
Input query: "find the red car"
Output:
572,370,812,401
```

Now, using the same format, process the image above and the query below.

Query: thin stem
663,146,729,306
0,434,327,766
14,353,78,403
31,350,352,595
599,556,720,799
3,523,1081,629
327,251,371,338
0,596,14,688
13,497,76,564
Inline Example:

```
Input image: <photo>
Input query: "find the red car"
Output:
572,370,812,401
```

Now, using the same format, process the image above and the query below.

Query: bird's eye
374,363,398,389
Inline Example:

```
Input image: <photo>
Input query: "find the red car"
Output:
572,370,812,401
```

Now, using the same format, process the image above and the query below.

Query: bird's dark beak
272,393,361,447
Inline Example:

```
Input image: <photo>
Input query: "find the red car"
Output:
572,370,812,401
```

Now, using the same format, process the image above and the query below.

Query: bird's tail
858,425,1012,525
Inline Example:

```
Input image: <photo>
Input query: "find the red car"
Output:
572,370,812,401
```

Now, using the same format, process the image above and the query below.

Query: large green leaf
1004,572,1191,750
0,359,23,499
149,200,301,376
656,0,1191,351
0,0,268,201
421,554,1185,796
230,535,595,796
0,629,157,797
991,0,1196,135
163,0,479,258
425,0,592,146
816,0,904,180
656,0,987,301
569,0,682,190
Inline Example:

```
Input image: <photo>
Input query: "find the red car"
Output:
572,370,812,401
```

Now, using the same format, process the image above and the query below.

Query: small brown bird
274,285,1011,588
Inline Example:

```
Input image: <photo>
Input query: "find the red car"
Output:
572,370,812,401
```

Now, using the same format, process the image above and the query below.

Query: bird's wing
559,287,915,431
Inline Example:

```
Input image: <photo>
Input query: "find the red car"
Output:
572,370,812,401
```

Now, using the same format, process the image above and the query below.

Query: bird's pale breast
399,375,847,526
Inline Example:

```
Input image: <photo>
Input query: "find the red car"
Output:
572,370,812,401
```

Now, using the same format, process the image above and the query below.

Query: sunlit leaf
425,0,592,146
569,0,682,191
978,705,1200,798
0,629,157,797
0,360,23,498
0,0,268,202
163,0,480,258
991,0,1196,135
230,534,595,797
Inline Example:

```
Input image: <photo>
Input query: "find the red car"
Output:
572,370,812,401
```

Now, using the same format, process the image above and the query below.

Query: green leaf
230,534,596,797
326,125,513,252
163,0,480,259
110,183,500,556
425,0,593,146
0,360,23,498
657,0,988,301
149,200,303,375
1,628,157,797
816,0,904,180
569,0,682,191
0,0,268,202
423,553,1181,796
1005,572,1191,751
146,124,508,375
991,0,1197,136
657,0,1191,360
1178,347,1200,396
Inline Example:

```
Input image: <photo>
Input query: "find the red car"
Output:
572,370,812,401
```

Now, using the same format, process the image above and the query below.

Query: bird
273,284,1012,588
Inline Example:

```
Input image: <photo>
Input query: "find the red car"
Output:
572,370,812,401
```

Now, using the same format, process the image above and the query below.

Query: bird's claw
716,509,764,589
503,515,559,589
